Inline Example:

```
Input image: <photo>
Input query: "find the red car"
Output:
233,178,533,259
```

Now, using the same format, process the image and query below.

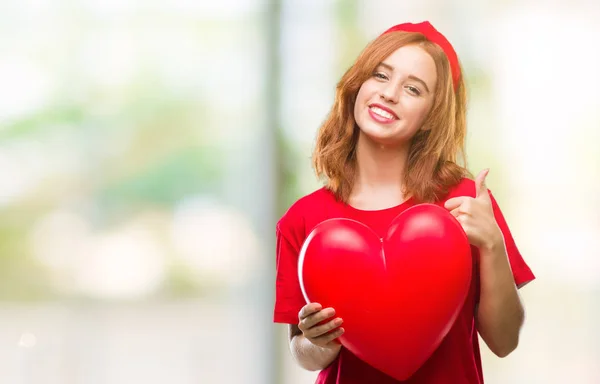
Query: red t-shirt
273,178,535,384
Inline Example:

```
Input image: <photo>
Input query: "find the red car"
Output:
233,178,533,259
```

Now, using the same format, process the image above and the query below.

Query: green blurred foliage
0,82,223,300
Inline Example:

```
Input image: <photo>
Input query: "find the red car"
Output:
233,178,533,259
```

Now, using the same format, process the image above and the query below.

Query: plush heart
298,203,472,381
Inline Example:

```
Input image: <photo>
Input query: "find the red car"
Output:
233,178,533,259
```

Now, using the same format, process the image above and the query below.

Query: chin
366,117,421,143
360,131,402,148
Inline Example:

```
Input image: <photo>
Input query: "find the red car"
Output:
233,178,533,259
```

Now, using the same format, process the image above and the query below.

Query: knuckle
328,330,339,340
299,306,308,319
311,324,325,336
314,313,324,325
299,303,315,320
298,319,307,331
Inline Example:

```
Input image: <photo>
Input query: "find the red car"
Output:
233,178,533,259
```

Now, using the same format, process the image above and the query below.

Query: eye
373,72,389,81
405,85,421,96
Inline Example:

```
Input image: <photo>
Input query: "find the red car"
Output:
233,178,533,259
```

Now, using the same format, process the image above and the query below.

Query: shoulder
279,187,335,224
442,177,502,205
285,187,334,214
276,187,339,242
442,177,477,200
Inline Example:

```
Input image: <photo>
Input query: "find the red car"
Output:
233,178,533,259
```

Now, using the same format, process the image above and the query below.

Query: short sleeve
273,216,308,324
489,191,535,288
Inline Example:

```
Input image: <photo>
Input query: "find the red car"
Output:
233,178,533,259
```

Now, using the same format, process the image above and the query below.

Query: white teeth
370,106,395,120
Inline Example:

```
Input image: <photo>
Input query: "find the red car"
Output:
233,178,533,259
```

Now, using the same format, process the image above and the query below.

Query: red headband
381,21,460,90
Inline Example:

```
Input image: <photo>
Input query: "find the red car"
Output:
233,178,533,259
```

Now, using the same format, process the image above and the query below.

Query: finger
449,208,461,218
444,196,468,211
301,307,336,330
475,168,490,199
304,318,343,339
298,303,322,321
456,214,468,224
324,327,345,344
312,327,345,346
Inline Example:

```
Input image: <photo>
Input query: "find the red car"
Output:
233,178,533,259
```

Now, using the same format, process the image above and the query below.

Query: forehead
380,44,437,84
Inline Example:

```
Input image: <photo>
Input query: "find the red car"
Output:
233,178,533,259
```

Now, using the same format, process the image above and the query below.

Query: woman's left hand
444,169,504,251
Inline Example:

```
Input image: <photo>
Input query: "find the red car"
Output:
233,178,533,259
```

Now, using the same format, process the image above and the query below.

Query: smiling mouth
368,104,398,123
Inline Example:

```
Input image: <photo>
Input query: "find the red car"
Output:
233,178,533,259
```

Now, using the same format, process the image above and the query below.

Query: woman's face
353,44,437,147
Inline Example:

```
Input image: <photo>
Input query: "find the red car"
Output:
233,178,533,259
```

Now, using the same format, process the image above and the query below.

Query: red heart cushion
298,203,472,380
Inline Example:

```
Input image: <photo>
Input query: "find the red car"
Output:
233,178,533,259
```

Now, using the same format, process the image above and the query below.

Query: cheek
353,86,368,119
405,101,432,125
356,81,379,105
355,82,380,113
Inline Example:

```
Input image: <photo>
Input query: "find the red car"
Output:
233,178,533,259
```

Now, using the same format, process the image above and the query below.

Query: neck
349,132,411,209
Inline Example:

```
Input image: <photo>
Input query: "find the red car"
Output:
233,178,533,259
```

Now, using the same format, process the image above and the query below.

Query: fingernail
335,318,343,325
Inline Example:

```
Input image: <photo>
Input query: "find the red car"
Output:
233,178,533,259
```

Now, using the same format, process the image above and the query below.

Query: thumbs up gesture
444,169,504,251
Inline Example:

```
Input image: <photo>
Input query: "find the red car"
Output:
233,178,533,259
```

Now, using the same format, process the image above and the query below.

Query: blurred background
0,0,598,383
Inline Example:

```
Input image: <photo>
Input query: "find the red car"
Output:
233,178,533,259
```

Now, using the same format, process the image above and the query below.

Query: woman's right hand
297,302,345,350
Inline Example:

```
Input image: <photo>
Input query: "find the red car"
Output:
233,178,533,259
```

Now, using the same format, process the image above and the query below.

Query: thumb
475,168,490,199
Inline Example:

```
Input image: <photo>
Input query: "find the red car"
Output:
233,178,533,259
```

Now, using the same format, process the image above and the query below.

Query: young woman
273,21,535,384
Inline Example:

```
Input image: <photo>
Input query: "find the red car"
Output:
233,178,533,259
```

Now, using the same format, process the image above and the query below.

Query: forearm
476,241,524,357
290,334,341,371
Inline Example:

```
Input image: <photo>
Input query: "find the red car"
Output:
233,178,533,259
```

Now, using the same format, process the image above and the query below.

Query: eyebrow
378,62,431,93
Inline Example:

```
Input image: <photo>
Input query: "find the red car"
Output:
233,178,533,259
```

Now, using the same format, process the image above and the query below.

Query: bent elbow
304,364,324,372
492,336,519,358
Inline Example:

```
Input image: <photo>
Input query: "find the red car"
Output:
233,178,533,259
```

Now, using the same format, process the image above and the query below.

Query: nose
380,82,401,103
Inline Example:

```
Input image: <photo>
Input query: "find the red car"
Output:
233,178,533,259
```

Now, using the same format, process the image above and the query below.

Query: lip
368,103,399,124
